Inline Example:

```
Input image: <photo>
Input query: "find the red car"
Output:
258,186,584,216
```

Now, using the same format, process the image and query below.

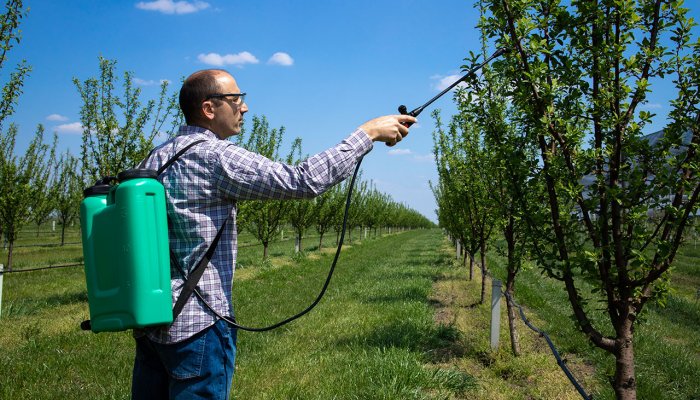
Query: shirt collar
177,125,221,139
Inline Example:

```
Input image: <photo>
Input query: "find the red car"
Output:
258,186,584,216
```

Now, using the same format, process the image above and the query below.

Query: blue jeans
132,319,237,400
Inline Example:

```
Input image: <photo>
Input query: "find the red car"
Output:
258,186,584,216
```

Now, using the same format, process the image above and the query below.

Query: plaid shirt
136,125,373,343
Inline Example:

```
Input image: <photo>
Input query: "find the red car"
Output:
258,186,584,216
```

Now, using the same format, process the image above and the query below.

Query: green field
0,226,698,399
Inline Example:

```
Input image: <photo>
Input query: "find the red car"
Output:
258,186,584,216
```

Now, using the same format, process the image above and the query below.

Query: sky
5,0,700,222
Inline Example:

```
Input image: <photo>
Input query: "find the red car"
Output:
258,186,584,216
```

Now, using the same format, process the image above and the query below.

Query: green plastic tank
80,169,173,332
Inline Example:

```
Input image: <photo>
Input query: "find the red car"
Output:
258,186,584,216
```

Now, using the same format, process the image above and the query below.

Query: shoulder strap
171,218,228,320
157,139,206,176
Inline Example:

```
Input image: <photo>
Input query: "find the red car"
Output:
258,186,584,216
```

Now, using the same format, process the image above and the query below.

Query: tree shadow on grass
45,290,88,307
648,294,700,332
336,318,466,364
3,291,87,318
363,285,431,304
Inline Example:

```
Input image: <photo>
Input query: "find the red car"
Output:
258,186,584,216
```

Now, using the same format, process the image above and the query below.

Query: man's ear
201,99,216,121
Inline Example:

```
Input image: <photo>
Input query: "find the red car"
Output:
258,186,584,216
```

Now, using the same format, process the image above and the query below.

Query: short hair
179,69,227,125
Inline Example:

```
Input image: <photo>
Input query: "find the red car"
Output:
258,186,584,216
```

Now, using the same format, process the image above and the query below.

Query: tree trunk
263,242,269,259
479,239,487,304
6,240,14,271
469,253,474,281
318,232,324,250
504,215,521,356
480,257,486,304
61,223,67,246
295,233,302,253
613,319,637,400
505,277,521,356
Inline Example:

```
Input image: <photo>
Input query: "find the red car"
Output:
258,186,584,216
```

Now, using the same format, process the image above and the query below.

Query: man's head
179,69,249,139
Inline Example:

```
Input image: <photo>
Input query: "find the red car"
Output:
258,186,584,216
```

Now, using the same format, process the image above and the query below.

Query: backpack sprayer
79,47,507,334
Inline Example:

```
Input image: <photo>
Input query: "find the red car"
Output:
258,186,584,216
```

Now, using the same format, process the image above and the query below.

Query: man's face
208,73,249,139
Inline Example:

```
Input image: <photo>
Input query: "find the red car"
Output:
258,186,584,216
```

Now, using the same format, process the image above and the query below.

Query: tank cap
83,183,111,197
83,176,116,197
117,168,158,182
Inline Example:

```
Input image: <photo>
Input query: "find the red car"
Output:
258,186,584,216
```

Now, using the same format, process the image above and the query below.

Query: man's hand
360,115,417,147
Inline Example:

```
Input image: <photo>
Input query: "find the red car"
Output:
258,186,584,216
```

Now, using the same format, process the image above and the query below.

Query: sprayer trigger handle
397,105,414,127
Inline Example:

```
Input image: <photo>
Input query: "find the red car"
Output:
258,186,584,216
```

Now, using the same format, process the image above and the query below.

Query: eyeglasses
205,93,246,105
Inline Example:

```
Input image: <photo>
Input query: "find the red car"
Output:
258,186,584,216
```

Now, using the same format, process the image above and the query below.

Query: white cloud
386,149,434,162
268,52,294,66
54,122,83,134
413,154,435,163
134,78,172,86
135,0,209,15
46,113,68,122
432,74,467,91
134,78,157,86
197,52,259,67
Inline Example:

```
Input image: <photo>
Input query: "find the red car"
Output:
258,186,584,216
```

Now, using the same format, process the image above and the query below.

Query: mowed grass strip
427,240,599,400
231,229,476,399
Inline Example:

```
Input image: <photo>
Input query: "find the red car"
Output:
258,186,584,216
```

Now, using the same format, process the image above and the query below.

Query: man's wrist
352,128,374,153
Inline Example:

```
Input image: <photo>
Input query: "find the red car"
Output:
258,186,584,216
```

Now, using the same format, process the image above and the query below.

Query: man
131,69,416,399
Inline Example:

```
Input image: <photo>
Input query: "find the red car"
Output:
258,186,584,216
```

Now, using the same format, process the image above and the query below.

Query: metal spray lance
398,47,509,125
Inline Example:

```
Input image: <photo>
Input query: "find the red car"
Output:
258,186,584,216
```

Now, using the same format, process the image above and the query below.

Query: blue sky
6,0,699,222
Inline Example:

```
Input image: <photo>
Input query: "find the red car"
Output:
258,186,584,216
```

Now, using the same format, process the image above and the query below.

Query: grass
0,224,698,399
231,229,478,399
427,240,599,400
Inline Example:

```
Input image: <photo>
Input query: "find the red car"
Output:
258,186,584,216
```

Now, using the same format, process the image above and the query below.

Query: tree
30,133,58,236
460,34,542,355
286,139,315,253
0,125,53,270
361,183,388,239
478,0,700,397
431,113,479,277
347,175,367,243
331,174,367,245
54,152,82,246
432,108,497,303
0,0,29,251
74,57,180,182
237,115,295,259
314,184,342,250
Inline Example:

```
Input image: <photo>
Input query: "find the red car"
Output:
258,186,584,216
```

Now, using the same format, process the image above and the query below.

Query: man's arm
213,114,416,201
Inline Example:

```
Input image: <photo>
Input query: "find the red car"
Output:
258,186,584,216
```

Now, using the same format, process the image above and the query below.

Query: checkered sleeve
213,129,373,200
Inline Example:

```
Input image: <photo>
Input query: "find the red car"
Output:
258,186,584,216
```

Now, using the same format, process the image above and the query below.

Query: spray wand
398,47,508,125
